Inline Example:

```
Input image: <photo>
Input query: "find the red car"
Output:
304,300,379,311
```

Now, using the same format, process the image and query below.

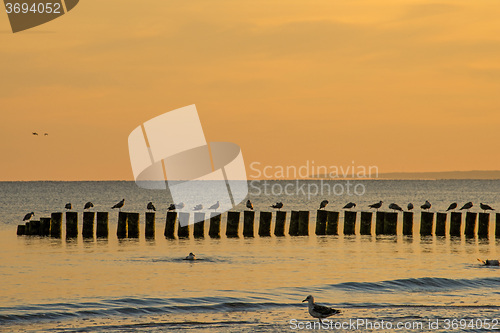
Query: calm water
0,180,499,332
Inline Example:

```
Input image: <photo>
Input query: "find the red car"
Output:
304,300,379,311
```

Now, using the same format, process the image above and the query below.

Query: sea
0,180,499,332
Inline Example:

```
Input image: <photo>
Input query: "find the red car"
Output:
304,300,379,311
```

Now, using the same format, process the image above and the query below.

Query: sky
0,0,499,180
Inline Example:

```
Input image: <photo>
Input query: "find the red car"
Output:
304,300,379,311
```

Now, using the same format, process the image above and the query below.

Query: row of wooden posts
17,210,500,239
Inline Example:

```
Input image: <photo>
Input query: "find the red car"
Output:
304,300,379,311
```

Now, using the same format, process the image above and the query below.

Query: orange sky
1,0,499,180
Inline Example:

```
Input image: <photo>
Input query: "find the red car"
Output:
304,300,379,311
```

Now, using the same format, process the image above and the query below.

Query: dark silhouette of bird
480,203,494,212
147,202,156,211
23,212,35,221
368,201,383,210
407,203,414,211
246,200,253,210
176,202,185,210
193,204,203,211
420,200,431,211
32,132,38,136
319,200,329,210
460,202,473,211
209,201,220,211
446,203,457,211
271,202,284,210
112,199,125,211
44,133,48,136
389,203,403,212
167,203,176,211
302,295,341,324
84,202,94,210
343,202,356,209
64,203,72,210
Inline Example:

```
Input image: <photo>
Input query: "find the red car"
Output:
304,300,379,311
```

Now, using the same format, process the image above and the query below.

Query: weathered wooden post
29,220,41,236
17,225,26,235
402,212,413,236
478,213,489,238
465,212,477,237
50,212,62,238
117,211,128,239
298,211,309,236
164,211,177,239
193,212,205,238
65,211,78,238
450,212,462,236
82,211,95,238
326,211,339,235
375,212,385,235
274,211,286,236
25,221,31,235
226,211,240,238
435,212,447,236
496,213,500,237
209,212,221,238
243,211,255,237
96,212,109,238
360,212,372,235
344,211,356,235
127,212,140,238
177,212,189,238
420,212,433,236
145,212,155,239
289,211,299,236
40,217,51,236
384,212,398,235
259,211,272,237
316,210,327,235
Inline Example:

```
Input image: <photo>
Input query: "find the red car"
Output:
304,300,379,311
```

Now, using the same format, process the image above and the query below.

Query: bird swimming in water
246,200,254,210
319,200,329,210
184,252,196,260
446,203,457,211
147,202,156,211
368,201,383,210
343,202,356,209
32,132,38,136
64,203,72,210
302,295,341,324
478,258,499,266
193,204,203,211
112,199,125,211
44,133,48,136
84,202,94,210
407,203,414,211
420,200,431,211
209,201,220,211
271,202,284,210
460,202,473,211
389,203,403,212
23,212,34,221
480,203,494,212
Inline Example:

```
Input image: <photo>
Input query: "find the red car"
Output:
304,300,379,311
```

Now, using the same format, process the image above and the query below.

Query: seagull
446,203,458,211
343,202,356,209
64,203,72,210
319,200,329,210
271,202,284,211
389,203,403,212
480,203,494,212
32,132,38,136
167,204,176,211
184,252,196,260
246,200,254,210
112,199,125,211
209,201,220,211
407,203,414,211
176,202,185,210
420,200,431,211
477,258,499,266
147,202,156,211
84,201,94,210
193,204,203,211
23,212,34,221
368,201,383,211
460,202,473,211
44,133,48,136
302,295,341,324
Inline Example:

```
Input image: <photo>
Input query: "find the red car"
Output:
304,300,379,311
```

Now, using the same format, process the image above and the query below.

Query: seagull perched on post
480,203,494,212
32,132,38,136
343,202,356,209
407,203,414,211
147,202,156,211
319,200,329,210
271,202,284,211
112,199,125,211
460,202,473,211
64,203,72,210
446,203,457,211
246,200,254,210
209,201,220,211
420,200,431,211
302,295,341,324
389,203,403,212
368,201,383,211
84,202,94,210
193,204,203,211
23,212,35,221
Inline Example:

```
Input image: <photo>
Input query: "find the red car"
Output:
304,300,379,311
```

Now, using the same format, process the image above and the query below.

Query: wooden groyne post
464,212,477,237
298,211,309,236
145,212,155,239
420,212,433,236
402,212,413,236
496,213,500,237
194,212,205,238
40,217,50,236
478,213,489,238
359,212,372,235
243,211,254,237
127,212,140,238
450,212,462,237
226,211,240,237
375,212,385,235
289,211,299,236
435,212,447,236
82,211,95,238
384,212,398,235
259,211,272,237
96,212,109,238
117,211,127,239
274,211,286,236
50,212,62,238
315,210,327,235
209,212,221,238
177,212,189,239
326,211,339,235
66,212,78,238
344,211,356,235
164,211,176,239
